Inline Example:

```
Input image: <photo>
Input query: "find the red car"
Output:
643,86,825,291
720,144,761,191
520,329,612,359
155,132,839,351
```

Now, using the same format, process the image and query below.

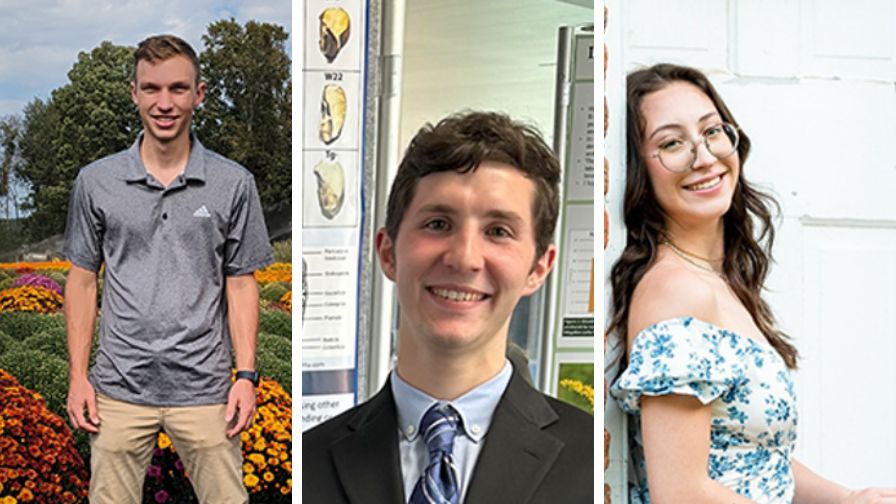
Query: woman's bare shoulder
628,257,719,345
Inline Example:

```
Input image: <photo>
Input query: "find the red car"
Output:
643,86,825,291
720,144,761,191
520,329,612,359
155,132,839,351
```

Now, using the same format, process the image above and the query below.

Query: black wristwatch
235,370,260,387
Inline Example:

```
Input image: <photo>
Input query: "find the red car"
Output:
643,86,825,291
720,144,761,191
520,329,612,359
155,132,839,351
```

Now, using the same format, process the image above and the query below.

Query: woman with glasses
608,63,896,504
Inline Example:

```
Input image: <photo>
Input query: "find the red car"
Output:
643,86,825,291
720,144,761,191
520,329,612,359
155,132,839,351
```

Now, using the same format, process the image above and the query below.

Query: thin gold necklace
662,239,725,279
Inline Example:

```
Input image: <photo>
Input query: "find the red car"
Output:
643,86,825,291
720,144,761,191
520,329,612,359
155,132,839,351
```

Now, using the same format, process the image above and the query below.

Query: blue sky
0,0,291,117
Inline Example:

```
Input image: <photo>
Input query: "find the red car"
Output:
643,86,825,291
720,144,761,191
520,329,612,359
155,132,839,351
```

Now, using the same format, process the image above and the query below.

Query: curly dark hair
608,63,798,369
385,111,560,261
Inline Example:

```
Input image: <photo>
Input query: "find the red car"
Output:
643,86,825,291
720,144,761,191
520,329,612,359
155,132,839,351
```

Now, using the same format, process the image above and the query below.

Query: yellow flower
244,474,259,488
158,433,172,449
559,379,595,409
0,496,17,504
243,463,254,474
247,453,266,466
254,263,291,285
263,472,274,482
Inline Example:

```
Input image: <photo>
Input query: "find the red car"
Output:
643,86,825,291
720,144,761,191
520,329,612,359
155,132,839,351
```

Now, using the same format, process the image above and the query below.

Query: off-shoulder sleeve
610,317,744,414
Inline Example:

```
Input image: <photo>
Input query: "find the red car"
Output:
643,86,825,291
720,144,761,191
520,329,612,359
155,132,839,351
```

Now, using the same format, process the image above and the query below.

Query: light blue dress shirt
391,360,513,502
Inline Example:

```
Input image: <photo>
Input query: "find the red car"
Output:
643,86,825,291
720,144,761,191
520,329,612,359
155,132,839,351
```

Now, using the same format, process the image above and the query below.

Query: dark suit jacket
302,367,594,503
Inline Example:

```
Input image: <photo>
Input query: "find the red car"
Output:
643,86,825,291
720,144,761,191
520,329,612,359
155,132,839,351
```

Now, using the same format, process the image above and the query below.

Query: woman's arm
641,394,754,504
793,458,896,504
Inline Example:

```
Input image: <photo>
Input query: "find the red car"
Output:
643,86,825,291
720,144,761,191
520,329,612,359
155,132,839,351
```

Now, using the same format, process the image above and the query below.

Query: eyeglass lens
659,123,739,172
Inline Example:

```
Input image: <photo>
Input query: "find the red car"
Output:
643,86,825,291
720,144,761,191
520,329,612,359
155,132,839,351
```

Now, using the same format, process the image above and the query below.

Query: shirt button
471,425,481,434
162,213,168,220
406,425,415,436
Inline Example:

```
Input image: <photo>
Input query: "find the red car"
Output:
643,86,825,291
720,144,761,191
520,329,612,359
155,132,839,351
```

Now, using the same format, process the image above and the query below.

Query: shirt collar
391,360,513,444
124,131,208,183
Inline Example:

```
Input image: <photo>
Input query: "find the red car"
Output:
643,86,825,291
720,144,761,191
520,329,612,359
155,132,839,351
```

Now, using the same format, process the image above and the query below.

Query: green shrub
259,281,290,303
24,327,69,357
0,329,19,354
272,239,291,263
0,276,13,290
256,351,291,394
256,332,291,394
259,308,291,339
0,312,65,341
258,331,291,360
0,348,69,419
0,268,13,280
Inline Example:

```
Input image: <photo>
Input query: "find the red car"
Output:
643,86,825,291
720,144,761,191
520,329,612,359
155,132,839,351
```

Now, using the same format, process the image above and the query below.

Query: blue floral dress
610,317,798,504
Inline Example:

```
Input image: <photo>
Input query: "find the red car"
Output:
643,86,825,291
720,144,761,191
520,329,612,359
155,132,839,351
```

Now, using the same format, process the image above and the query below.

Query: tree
17,42,140,240
0,115,21,199
195,19,292,217
0,115,25,219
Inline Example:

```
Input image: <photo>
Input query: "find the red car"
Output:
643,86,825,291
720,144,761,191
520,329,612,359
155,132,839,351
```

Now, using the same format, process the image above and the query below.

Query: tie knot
419,404,460,456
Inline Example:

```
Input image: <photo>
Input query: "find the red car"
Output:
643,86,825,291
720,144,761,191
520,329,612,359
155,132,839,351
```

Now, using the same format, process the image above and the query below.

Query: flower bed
254,263,291,286
0,261,71,272
143,375,292,502
0,286,64,314
0,256,293,503
0,368,89,502
12,274,63,295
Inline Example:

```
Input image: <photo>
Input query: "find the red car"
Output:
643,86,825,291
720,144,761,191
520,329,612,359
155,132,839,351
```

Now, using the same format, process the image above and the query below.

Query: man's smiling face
377,161,556,359
131,54,205,146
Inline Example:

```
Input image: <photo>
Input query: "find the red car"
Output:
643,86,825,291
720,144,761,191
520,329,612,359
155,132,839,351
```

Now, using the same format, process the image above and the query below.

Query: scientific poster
559,204,595,343
301,247,358,371
555,30,595,348
303,150,360,227
301,0,368,415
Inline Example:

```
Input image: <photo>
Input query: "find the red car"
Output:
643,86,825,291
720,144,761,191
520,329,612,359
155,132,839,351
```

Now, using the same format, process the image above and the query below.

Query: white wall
607,0,896,498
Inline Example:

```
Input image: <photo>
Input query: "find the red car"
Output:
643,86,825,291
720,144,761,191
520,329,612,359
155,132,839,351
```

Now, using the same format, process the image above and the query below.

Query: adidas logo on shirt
193,205,211,218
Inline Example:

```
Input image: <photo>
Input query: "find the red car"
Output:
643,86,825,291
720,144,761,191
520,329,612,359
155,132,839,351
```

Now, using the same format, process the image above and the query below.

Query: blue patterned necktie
408,404,462,504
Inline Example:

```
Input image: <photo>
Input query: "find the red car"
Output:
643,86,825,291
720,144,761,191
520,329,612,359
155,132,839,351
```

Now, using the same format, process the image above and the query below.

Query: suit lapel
464,371,564,503
331,382,405,504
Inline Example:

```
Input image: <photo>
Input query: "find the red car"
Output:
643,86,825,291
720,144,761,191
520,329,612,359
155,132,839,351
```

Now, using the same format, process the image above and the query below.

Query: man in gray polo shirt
63,34,272,503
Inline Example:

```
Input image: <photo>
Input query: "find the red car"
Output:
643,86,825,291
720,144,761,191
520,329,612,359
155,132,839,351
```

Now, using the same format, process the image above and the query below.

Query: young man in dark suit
303,111,594,503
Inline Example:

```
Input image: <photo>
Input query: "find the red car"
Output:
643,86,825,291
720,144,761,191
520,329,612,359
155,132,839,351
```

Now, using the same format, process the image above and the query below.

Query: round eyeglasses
651,123,740,173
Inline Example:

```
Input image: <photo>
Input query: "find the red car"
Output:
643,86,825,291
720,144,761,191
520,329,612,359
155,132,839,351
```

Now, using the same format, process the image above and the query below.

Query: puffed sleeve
610,317,744,414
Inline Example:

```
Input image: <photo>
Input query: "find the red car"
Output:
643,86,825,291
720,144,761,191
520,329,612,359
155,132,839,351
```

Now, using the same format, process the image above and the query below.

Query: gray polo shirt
63,133,274,406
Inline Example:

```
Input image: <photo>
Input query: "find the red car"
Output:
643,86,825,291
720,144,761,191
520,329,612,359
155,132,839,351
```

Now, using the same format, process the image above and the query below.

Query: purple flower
147,465,161,478
154,490,169,503
13,274,62,294
153,447,163,456
174,460,184,472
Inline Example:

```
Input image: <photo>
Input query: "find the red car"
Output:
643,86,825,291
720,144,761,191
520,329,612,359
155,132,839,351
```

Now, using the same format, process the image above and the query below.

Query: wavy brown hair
385,111,560,260
608,63,798,370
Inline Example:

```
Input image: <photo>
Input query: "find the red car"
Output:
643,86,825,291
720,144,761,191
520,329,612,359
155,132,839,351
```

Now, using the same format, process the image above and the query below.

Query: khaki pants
89,393,247,504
